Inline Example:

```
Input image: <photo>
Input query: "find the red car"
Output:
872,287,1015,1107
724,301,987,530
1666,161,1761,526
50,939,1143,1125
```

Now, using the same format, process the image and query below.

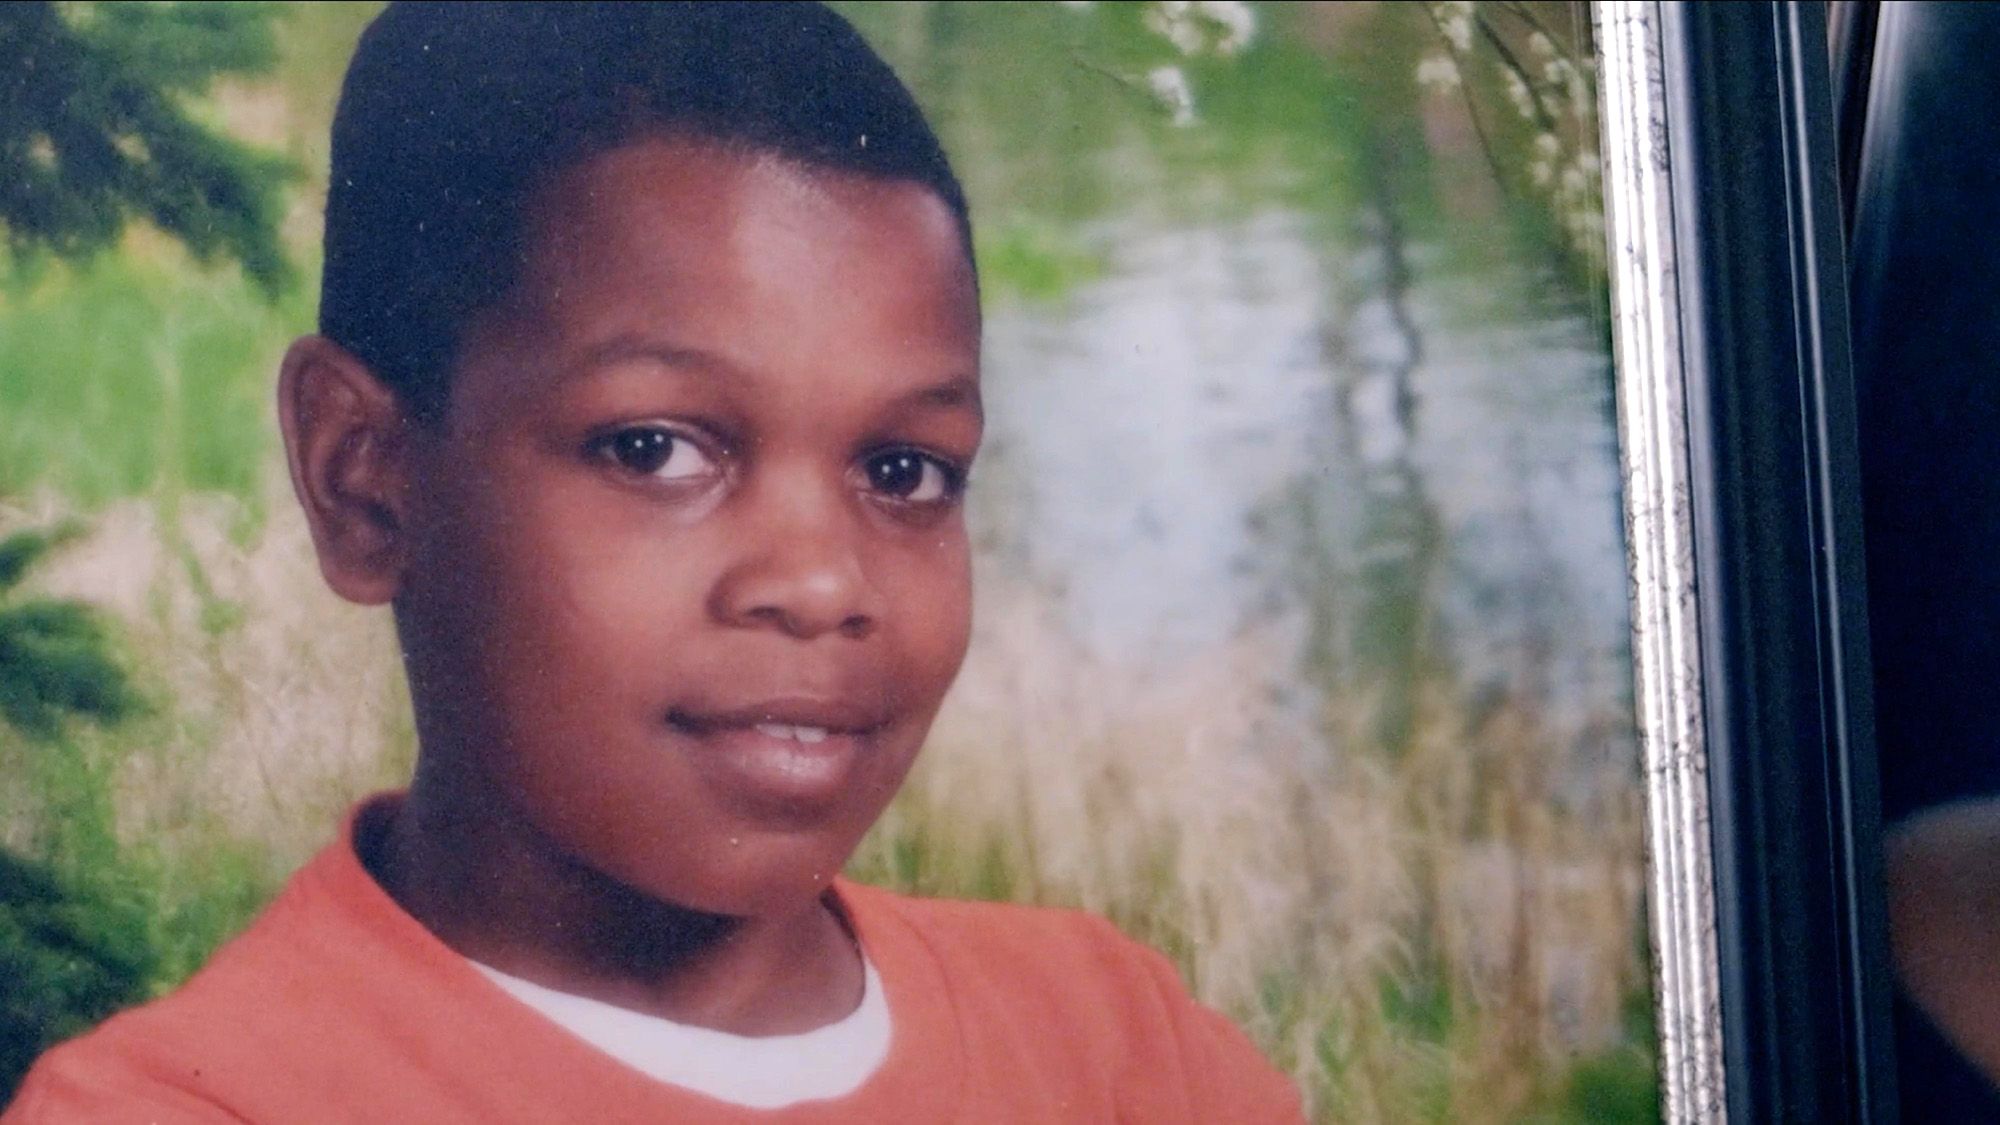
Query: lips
668,697,884,737
752,722,829,744
666,697,888,814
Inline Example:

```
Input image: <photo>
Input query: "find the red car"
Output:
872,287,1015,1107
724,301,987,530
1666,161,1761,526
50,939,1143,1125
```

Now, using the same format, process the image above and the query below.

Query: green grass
0,254,305,516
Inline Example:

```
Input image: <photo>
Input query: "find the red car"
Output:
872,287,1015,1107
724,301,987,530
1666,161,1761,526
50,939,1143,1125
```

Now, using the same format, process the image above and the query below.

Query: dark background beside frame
1664,1,1895,1119
1847,2,2000,1120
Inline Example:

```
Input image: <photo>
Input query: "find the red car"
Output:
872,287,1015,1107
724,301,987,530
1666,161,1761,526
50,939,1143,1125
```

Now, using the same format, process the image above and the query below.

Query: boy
5,3,1303,1121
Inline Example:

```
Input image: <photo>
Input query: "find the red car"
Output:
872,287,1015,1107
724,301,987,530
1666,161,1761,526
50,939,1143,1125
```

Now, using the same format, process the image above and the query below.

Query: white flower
1441,12,1473,52
1415,54,1461,91
1529,158,1554,187
1148,65,1198,127
1568,71,1595,119
1428,0,1475,50
1143,0,1257,58
1144,0,1206,56
1504,68,1535,118
1195,0,1257,56
1566,205,1607,259
1528,31,1556,58
1533,132,1562,158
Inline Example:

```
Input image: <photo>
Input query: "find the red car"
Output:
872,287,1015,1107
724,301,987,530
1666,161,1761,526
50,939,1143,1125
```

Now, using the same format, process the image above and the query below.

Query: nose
706,473,882,641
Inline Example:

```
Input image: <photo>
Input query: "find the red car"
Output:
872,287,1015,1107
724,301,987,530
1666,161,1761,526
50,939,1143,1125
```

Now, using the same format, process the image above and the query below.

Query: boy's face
392,137,981,917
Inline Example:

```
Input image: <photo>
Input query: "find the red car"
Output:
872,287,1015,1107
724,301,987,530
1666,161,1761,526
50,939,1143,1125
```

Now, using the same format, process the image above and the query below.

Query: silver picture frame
1597,3,1893,1120
1595,4,1725,1120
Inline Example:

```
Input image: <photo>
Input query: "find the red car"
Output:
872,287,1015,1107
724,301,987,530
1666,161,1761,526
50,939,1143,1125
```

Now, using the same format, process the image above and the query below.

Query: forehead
494,134,980,364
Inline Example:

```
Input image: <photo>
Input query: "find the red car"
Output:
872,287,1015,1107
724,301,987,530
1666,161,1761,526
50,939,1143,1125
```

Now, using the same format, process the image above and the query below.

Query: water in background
980,221,1624,709
848,1,1632,763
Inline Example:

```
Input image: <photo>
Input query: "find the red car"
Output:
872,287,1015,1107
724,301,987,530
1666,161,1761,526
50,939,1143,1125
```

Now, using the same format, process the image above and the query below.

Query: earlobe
277,336,414,606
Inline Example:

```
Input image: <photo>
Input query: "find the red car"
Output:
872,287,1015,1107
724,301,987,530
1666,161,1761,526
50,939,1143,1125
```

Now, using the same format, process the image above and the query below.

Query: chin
573,820,862,922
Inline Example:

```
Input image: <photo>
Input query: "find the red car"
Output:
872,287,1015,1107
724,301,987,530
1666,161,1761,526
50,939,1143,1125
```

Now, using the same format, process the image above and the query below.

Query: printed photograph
0,3,1657,1121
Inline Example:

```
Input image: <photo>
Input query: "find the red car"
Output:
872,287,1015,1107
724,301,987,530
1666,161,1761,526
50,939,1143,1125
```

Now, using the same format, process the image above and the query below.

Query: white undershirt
471,955,892,1109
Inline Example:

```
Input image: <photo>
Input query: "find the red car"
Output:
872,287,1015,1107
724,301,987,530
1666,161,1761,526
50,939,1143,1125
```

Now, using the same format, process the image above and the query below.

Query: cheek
889,535,974,704
415,470,687,706
502,516,706,693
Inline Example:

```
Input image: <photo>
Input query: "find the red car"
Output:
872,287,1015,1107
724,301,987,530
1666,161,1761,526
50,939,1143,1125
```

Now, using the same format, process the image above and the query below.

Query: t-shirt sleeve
2,1041,244,1125
1118,930,1308,1123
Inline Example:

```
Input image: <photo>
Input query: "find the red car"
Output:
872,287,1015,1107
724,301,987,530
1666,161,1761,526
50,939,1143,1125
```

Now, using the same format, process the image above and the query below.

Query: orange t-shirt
4,798,1303,1123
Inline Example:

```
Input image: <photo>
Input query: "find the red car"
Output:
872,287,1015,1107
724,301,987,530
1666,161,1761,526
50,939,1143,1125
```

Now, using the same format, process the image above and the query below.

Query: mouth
747,722,831,744
665,699,888,814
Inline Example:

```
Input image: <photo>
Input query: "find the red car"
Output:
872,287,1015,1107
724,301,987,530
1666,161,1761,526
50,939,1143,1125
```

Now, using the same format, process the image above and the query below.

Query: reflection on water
845,1,1633,768
976,214,1626,742
977,215,1332,664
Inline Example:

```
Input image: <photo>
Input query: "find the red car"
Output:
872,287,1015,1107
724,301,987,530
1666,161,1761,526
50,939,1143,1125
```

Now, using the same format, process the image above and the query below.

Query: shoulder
844,882,1174,998
846,882,1140,956
2,927,298,1124
5,826,408,1122
4,1024,244,1124
839,882,1305,1122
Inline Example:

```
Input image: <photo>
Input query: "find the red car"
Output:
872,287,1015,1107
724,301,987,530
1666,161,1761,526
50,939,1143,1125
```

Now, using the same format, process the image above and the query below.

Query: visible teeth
752,722,832,744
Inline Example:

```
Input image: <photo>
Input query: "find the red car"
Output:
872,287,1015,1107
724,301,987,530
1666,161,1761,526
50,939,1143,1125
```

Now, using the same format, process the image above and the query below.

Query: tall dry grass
0,486,409,902
857,580,1650,1121
3,487,1650,1122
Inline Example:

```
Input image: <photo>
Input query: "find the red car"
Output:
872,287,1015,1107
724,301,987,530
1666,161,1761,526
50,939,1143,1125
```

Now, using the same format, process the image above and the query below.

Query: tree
0,526,134,739
0,1,292,292
0,846,154,1101
0,3,290,1098
0,525,146,1101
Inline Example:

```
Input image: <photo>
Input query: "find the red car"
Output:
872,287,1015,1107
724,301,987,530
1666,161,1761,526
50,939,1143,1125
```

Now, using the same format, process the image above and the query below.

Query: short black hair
320,0,971,424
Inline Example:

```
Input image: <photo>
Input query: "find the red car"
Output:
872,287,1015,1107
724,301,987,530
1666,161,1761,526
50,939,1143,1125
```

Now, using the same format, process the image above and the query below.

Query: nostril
746,605,793,631
707,543,883,639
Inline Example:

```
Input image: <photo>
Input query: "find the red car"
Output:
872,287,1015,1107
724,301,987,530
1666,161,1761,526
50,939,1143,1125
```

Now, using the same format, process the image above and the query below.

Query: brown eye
864,449,960,503
594,426,715,481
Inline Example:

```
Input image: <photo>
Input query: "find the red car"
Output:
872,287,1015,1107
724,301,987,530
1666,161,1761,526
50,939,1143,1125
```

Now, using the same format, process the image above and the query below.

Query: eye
592,425,717,482
862,449,962,504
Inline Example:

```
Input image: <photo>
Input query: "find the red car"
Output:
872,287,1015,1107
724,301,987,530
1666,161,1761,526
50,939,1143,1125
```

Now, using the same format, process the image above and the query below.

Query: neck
365,756,863,1036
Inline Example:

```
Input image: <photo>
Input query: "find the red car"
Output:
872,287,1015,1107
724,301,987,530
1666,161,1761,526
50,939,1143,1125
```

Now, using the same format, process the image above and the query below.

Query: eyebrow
573,337,982,418
897,374,982,418
573,337,739,381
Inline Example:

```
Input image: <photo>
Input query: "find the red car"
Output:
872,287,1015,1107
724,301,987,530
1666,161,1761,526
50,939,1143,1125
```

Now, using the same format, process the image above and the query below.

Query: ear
277,336,416,606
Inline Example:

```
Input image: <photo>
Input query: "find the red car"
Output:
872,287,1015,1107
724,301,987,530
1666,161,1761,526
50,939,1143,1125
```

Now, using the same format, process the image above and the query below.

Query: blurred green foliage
0,525,136,739
0,524,145,1102
973,219,1106,304
0,1,295,1104
0,847,155,1100
0,259,298,514
0,2,294,293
